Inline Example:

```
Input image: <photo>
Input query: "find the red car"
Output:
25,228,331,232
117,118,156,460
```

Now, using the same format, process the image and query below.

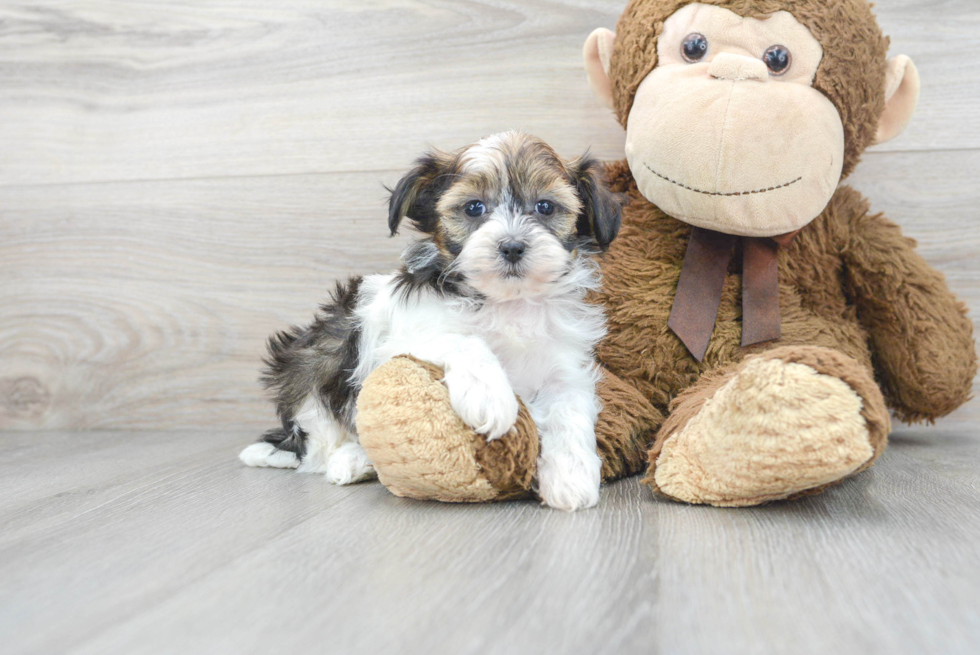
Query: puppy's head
389,131,623,300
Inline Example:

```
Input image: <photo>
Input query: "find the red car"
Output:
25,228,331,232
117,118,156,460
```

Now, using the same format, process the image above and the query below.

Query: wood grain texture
1,427,978,655
1,0,978,432
0,172,412,430
0,0,978,188
2,151,977,430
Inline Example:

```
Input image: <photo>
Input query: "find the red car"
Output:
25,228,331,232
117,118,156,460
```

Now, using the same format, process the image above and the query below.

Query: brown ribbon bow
668,227,800,362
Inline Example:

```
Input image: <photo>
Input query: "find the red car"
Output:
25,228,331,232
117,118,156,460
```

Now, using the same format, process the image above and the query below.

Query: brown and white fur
239,132,623,511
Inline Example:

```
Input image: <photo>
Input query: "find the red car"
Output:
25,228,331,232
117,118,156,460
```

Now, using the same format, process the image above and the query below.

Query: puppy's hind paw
239,442,300,469
537,451,602,511
325,443,378,486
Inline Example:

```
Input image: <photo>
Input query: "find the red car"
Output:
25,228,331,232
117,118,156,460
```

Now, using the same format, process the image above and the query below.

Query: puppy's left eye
464,201,486,218
535,200,555,216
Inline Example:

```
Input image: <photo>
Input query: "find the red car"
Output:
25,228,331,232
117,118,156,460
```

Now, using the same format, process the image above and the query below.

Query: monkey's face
625,4,844,237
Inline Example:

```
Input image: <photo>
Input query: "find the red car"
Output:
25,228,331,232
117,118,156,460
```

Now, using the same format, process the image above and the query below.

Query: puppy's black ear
387,151,454,236
572,155,624,251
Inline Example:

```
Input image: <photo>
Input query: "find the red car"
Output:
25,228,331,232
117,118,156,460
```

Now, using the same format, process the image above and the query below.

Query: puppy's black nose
499,241,526,263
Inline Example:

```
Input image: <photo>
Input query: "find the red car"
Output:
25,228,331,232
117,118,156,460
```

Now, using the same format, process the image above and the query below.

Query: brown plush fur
592,0,975,503
357,356,538,502
595,170,976,497
642,345,892,503
609,0,889,177
595,370,664,481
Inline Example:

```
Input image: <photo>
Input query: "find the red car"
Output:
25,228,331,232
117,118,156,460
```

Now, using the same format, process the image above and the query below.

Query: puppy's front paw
325,443,377,485
444,366,519,441
537,450,602,511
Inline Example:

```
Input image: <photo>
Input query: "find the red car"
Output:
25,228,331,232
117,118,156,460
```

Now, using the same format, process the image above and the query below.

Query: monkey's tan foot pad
356,356,539,503
644,346,890,507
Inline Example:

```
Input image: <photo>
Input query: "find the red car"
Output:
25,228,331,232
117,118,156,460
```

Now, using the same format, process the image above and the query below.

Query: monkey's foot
644,346,890,507
357,356,539,503
356,357,662,505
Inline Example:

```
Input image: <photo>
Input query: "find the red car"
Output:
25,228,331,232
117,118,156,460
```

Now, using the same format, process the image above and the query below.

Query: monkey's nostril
499,241,526,263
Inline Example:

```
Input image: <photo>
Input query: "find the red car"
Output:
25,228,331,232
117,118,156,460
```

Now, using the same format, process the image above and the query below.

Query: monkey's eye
681,33,708,63
763,45,792,75
464,201,486,218
535,200,555,216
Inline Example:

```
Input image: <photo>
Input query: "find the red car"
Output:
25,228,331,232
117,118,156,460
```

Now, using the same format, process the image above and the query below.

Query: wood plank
2,149,978,431
0,430,372,653
0,428,977,655
0,171,411,431
0,0,977,187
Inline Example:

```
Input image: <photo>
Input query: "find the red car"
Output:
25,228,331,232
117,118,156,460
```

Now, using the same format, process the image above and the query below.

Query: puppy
239,131,623,511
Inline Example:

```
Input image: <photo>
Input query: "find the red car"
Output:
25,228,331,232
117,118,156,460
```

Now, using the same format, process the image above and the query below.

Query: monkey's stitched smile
644,163,803,197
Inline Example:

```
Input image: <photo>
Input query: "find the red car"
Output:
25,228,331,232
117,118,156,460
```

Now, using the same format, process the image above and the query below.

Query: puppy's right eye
464,201,486,218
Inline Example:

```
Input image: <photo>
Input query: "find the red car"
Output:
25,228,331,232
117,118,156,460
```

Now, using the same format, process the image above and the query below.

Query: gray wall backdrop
1,0,977,432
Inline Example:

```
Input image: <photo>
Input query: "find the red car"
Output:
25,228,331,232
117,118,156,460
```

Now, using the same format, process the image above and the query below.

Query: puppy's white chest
497,323,536,352
476,302,548,352
472,303,558,389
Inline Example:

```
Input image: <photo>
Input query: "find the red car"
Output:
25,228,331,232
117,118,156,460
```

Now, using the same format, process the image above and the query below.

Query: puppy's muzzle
499,241,527,264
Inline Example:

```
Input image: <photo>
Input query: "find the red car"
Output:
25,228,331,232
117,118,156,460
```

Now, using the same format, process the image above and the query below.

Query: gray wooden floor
2,427,979,655
3,1,980,653
2,0,979,431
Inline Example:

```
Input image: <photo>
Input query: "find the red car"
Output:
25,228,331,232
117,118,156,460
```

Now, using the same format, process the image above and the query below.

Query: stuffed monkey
357,0,976,508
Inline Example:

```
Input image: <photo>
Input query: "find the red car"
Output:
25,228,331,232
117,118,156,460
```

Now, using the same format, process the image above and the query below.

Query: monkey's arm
841,192,976,422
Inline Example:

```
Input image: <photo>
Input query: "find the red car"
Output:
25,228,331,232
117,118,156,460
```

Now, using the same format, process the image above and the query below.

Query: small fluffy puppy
239,131,623,511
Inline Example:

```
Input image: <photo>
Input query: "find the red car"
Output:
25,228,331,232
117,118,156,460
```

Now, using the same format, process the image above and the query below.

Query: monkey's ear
573,156,623,251
584,28,616,110
874,55,920,145
387,152,451,235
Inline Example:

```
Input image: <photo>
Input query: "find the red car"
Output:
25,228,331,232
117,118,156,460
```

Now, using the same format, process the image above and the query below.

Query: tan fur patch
356,356,539,502
652,356,874,506
434,132,586,249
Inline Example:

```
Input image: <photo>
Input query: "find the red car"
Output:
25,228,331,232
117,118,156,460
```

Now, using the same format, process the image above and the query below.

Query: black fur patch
571,156,625,251
259,423,307,459
392,239,470,300
387,153,459,236
261,276,364,439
